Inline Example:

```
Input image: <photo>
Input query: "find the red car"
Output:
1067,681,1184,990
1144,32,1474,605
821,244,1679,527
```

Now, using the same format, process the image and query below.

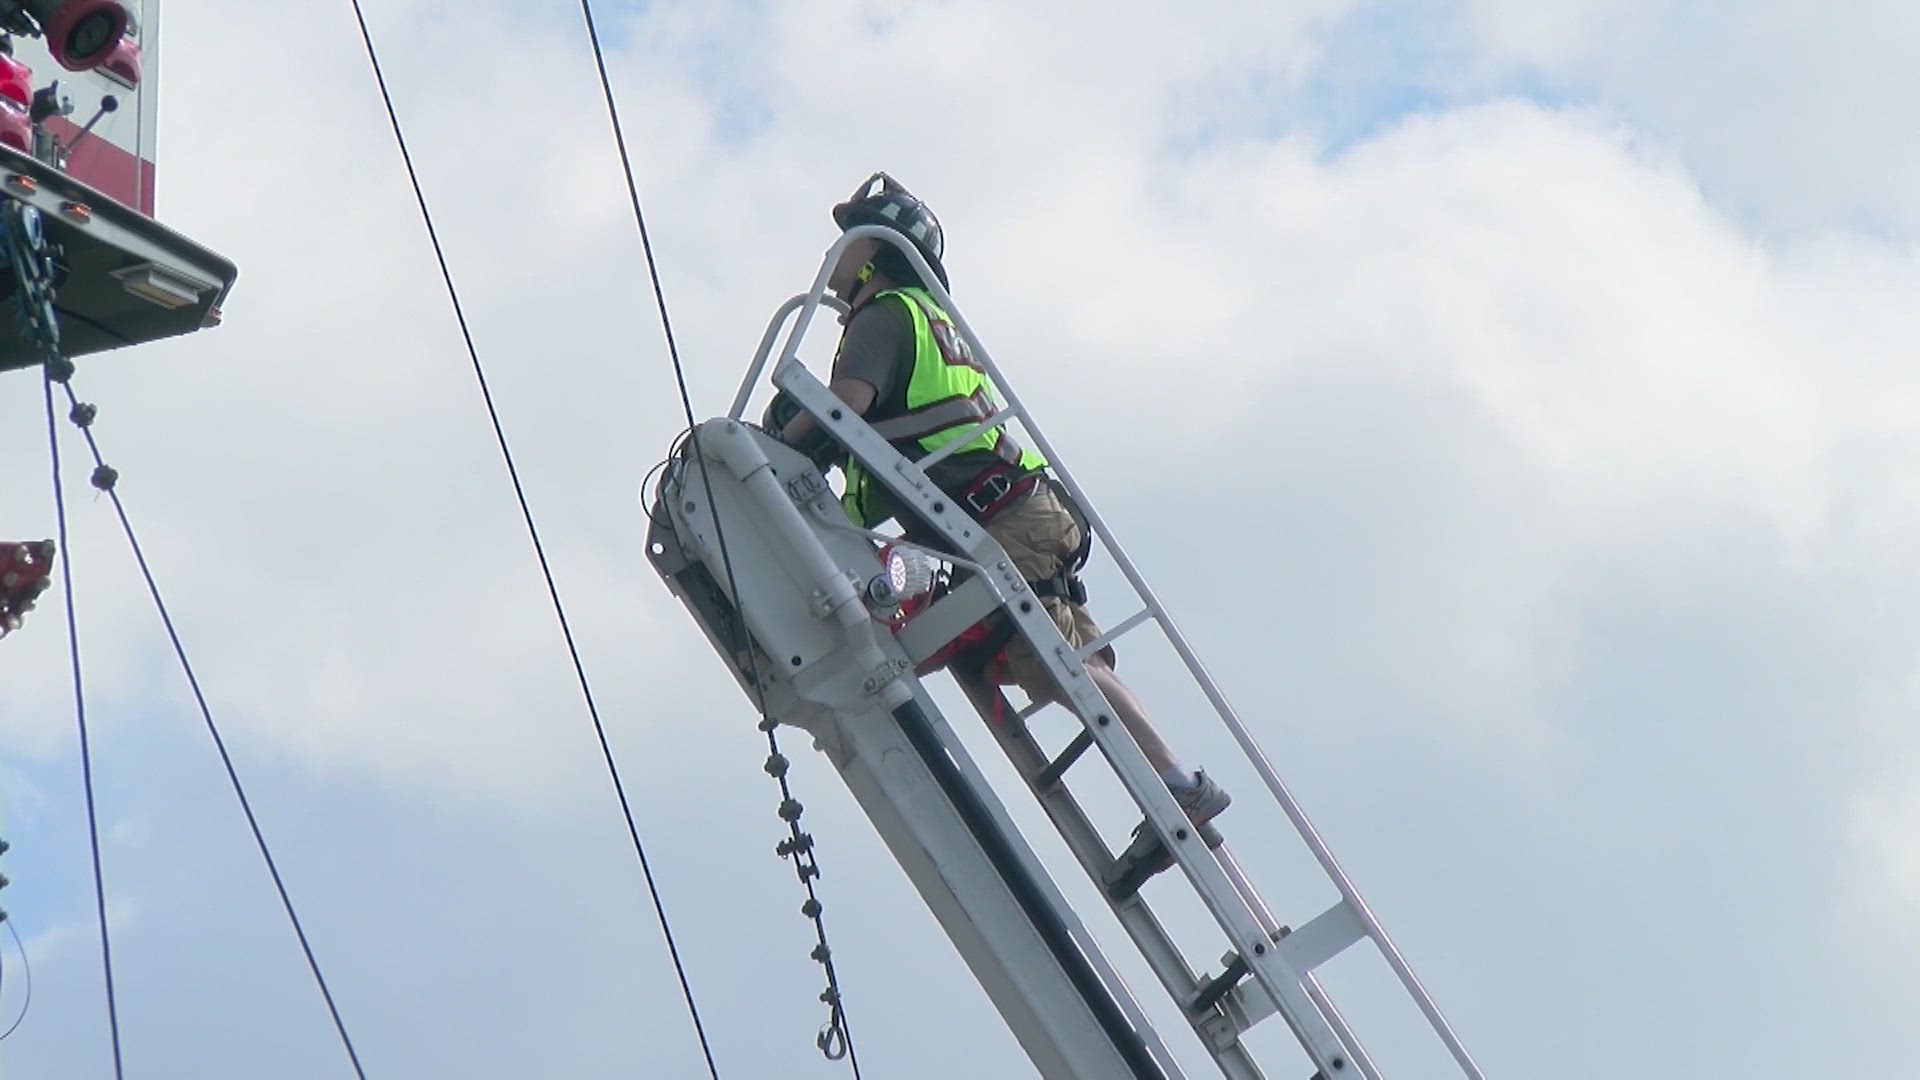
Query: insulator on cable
46,356,74,382
764,752,789,778
69,401,96,426
819,987,840,1005
800,862,821,882
91,464,117,491
801,898,822,918
778,798,803,822
811,943,830,962
757,716,778,732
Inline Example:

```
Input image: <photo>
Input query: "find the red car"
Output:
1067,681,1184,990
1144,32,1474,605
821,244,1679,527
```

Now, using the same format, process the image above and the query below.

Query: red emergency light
0,49,29,152
42,0,127,73
97,28,135,85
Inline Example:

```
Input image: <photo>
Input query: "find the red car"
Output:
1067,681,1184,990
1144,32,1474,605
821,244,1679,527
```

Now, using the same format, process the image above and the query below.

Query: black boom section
890,700,1165,1080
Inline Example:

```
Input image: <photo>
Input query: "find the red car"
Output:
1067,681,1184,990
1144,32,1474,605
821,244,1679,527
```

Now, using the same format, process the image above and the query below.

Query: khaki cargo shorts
984,482,1110,694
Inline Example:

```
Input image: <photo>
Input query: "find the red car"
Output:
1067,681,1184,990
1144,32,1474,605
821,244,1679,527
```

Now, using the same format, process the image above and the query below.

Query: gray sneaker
1170,769,1231,828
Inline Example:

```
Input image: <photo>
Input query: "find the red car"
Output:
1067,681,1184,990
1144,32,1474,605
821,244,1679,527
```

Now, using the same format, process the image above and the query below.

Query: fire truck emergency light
40,0,127,72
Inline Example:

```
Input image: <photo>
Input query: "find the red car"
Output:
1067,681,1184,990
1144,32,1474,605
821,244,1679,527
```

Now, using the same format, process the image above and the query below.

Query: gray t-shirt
834,294,1010,528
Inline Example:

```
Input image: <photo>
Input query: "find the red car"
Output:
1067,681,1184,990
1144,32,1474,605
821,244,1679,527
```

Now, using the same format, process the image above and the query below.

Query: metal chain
759,720,855,1060
663,434,860,1066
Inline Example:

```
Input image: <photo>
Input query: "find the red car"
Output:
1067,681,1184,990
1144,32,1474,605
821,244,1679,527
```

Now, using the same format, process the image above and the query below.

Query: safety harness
914,473,1100,686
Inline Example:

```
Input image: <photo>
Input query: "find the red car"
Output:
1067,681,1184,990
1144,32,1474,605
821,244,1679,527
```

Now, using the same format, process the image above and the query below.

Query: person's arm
780,376,877,445
778,298,908,445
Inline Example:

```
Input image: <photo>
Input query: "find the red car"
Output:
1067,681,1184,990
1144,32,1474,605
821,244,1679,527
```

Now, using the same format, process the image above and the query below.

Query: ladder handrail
727,291,850,422
753,224,1485,1079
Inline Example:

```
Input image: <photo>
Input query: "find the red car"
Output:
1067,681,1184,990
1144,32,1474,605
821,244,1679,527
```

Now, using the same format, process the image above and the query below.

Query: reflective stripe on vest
842,287,1046,527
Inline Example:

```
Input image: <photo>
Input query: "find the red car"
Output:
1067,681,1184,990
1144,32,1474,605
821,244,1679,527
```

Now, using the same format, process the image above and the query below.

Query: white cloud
4,1,1920,1076
1460,0,1920,234
1850,743,1920,937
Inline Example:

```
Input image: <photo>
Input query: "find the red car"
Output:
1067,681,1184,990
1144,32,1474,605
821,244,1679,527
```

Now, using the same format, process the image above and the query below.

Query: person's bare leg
1020,653,1231,829
1059,659,1178,775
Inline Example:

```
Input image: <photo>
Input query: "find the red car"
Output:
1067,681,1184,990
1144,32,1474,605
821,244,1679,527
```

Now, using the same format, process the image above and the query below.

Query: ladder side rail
1176,827,1383,1079
905,686,1190,1079
760,230,877,421
727,292,851,422
812,226,1486,1080
1043,509,1485,1077
954,677,1268,1080
1075,606,1156,663
769,358,1357,1080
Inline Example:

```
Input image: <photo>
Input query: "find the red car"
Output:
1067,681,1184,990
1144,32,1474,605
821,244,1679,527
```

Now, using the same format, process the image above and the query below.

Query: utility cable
9,168,365,1076
42,365,122,1080
51,377,369,1079
345,3,721,1075
0,917,31,1041
576,3,863,1072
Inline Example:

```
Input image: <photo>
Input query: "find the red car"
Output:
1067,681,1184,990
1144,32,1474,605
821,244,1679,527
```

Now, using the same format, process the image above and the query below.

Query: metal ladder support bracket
1278,900,1368,978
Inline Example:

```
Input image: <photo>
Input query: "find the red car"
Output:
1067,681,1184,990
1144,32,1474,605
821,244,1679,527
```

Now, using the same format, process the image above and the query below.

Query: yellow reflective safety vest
841,286,1047,528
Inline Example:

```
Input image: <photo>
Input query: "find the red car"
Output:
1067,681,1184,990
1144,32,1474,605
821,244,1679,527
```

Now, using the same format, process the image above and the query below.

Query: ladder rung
1103,818,1225,902
916,406,1023,472
1276,899,1368,977
1219,902,1372,1036
1077,605,1154,661
1033,731,1092,790
1189,927,1291,1016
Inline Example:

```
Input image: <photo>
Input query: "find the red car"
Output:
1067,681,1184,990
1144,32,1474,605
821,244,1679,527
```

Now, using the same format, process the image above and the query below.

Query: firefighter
778,173,1229,830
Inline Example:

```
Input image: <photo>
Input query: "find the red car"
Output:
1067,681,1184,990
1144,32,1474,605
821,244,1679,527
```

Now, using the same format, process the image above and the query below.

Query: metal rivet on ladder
1175,828,1189,841
829,408,843,419
790,655,804,666
684,500,697,512
931,501,945,513
1018,600,1032,613
1252,943,1266,956
1095,715,1110,726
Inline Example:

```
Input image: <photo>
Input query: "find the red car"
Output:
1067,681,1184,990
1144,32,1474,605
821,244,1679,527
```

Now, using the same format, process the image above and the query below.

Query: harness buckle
964,471,1015,515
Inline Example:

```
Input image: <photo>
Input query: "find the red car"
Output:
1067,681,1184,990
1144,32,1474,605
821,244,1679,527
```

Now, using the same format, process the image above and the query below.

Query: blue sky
4,1,1920,1077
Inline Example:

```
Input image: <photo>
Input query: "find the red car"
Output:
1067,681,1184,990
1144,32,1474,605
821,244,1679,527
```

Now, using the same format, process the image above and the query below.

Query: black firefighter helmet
831,172,949,290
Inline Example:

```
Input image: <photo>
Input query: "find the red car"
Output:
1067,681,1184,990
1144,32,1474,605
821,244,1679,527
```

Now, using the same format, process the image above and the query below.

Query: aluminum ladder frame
720,224,1487,1080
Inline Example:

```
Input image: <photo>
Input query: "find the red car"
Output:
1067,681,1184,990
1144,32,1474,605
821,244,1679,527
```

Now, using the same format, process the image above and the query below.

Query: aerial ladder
646,225,1486,1079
